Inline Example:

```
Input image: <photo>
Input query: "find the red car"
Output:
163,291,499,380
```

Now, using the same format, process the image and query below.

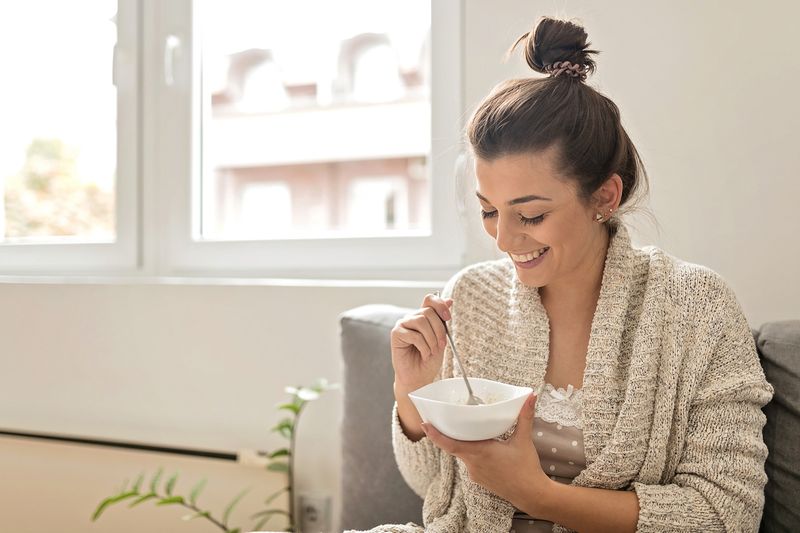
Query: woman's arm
527,479,639,533
391,399,444,499
391,277,460,498
395,380,427,441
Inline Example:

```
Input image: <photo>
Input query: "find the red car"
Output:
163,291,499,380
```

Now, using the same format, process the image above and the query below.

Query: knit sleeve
632,276,774,532
391,401,444,499
391,270,461,499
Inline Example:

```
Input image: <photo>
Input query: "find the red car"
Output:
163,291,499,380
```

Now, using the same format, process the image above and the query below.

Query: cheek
482,219,497,239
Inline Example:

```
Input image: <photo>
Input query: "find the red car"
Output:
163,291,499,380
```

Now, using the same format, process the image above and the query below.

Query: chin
516,271,546,288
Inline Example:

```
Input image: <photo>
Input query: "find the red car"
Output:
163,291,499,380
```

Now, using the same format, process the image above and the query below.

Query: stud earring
595,208,614,223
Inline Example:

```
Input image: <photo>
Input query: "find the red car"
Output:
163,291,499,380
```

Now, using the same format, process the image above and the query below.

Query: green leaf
253,514,274,531
263,486,288,505
271,418,294,432
91,496,117,522
271,418,294,438
251,508,291,519
129,493,158,508
132,472,145,492
251,508,291,530
230,529,241,533
266,461,289,473
182,510,211,521
91,491,139,521
268,448,290,459
189,478,207,506
150,468,164,493
156,495,185,506
277,402,301,414
222,487,251,525
165,472,178,496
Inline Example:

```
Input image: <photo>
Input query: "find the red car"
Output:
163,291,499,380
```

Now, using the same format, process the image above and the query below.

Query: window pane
199,0,431,240
0,1,117,243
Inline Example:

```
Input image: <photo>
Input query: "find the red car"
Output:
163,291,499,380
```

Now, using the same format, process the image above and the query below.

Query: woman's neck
539,227,611,318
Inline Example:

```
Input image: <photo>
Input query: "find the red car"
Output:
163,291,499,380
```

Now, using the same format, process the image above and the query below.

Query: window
0,0,138,272
0,0,464,278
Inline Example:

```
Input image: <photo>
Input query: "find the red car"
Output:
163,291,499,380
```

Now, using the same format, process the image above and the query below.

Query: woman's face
474,147,610,289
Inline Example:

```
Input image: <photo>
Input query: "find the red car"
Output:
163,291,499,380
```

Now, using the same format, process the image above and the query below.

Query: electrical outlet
299,492,331,533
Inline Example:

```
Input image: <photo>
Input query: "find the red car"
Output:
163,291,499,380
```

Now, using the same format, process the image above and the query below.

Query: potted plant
91,378,338,532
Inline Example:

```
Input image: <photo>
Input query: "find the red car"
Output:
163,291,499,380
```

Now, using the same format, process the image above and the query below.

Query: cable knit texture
351,222,774,533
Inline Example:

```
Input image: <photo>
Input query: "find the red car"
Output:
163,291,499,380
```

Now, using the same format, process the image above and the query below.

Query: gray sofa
339,305,799,532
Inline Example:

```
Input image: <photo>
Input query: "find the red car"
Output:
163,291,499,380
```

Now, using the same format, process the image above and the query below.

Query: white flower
297,388,320,401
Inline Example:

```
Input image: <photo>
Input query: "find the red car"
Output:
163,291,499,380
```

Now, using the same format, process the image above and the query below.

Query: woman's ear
593,173,623,213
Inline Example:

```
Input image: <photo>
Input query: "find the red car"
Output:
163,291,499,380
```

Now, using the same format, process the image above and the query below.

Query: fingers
423,423,488,458
422,292,453,349
421,422,460,456
522,392,538,421
391,292,454,361
421,307,447,352
423,292,453,323
393,325,434,359
512,392,538,442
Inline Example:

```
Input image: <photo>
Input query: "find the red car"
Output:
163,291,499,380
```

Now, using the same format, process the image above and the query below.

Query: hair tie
545,60,588,81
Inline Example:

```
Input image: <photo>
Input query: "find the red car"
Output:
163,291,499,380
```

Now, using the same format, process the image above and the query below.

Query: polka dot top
511,382,585,533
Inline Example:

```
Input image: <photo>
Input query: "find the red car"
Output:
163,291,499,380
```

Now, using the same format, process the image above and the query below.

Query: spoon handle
443,321,478,400
435,291,479,402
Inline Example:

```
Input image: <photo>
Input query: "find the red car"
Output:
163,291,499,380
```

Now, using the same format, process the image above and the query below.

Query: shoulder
635,244,743,328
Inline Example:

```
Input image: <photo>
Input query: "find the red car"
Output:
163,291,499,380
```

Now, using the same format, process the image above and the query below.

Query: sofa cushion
755,320,800,532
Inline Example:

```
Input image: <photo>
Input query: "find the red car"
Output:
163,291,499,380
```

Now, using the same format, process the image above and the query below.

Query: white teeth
511,247,549,262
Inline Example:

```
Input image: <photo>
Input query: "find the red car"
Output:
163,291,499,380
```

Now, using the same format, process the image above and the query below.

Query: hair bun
507,16,599,79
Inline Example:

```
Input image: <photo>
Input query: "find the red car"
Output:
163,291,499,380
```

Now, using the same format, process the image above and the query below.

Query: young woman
368,16,773,533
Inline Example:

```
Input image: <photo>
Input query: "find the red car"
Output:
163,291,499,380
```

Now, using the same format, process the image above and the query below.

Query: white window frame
0,0,466,280
146,0,466,279
0,0,139,275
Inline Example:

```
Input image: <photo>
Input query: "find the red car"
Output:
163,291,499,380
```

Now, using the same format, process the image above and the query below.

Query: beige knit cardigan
356,222,774,533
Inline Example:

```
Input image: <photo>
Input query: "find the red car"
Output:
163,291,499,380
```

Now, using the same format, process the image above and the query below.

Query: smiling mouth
510,247,550,262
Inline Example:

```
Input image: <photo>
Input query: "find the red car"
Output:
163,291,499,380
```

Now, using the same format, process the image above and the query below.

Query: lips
512,246,550,268
510,247,550,262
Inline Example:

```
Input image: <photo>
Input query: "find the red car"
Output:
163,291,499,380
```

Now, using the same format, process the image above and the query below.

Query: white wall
461,0,800,324
1,1,799,532
0,282,438,533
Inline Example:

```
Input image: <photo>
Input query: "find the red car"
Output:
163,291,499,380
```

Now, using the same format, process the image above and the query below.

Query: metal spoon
435,291,484,406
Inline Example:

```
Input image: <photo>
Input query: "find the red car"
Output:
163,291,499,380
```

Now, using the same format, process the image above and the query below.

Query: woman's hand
422,392,553,514
391,292,453,391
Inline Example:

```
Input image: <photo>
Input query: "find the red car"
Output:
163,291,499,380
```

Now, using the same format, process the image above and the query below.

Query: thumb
512,392,538,440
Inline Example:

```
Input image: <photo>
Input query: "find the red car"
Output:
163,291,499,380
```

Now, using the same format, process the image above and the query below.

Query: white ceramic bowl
408,378,533,441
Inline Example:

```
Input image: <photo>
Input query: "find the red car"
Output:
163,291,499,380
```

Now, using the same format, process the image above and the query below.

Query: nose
494,213,525,253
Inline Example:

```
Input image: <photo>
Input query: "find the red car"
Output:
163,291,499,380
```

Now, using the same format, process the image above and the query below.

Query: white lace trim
534,382,583,429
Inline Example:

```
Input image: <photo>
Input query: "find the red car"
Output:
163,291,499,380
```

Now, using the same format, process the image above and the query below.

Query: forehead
474,148,571,201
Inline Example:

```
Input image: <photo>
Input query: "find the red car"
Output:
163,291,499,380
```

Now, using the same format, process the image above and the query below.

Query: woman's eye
519,214,545,226
481,209,545,226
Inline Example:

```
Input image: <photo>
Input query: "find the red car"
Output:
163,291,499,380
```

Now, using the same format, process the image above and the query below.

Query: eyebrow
475,191,553,206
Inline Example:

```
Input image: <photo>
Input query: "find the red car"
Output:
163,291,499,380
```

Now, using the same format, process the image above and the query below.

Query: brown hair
465,16,653,227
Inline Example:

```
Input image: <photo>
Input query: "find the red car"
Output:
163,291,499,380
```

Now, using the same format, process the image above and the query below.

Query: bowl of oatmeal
408,378,533,441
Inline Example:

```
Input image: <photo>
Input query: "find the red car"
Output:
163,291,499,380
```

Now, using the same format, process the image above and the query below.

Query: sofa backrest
754,320,800,532
339,305,422,531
